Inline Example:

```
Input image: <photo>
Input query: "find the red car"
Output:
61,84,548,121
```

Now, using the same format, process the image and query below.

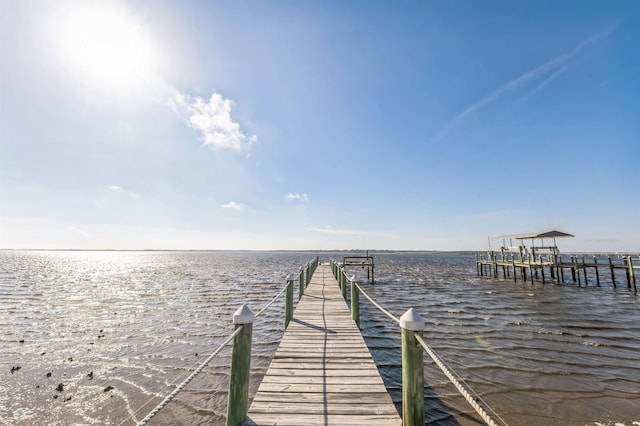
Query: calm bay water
1,251,639,425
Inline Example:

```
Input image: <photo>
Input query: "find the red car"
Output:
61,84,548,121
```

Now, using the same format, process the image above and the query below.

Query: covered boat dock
476,230,638,291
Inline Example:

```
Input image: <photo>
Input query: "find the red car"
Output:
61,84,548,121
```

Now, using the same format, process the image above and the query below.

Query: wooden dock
476,252,638,290
243,263,401,426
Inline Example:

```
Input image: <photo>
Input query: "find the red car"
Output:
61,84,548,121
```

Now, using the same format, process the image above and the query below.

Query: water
1,251,639,425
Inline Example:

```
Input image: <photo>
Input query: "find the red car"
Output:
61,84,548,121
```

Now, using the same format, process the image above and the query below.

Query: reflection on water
1,251,639,425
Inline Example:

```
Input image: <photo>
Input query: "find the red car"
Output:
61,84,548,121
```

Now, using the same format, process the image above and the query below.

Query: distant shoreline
1,248,637,255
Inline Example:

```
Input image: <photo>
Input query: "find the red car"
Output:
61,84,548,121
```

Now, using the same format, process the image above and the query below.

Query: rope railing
415,334,507,426
136,325,244,426
331,259,507,426
129,257,319,426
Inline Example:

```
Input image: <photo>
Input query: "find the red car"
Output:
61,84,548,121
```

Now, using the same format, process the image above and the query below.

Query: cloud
435,25,617,141
306,225,389,238
170,91,257,153
107,184,140,199
285,193,308,202
66,225,92,239
221,201,246,211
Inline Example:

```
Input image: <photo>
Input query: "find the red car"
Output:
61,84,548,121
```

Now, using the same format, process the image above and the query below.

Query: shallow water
1,251,639,425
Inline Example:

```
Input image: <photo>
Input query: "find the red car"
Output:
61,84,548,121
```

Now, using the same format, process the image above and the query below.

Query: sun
51,2,159,96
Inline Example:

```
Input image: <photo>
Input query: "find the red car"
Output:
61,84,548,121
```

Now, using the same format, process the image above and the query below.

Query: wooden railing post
629,257,637,292
285,275,294,329
350,275,360,328
226,305,255,426
400,308,425,426
298,267,304,300
341,269,347,300
608,256,616,288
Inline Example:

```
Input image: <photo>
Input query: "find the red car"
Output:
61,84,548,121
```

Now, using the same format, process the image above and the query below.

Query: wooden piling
629,257,637,292
400,308,425,426
350,276,360,329
285,276,293,329
298,268,304,301
341,269,347,300
226,305,255,426
608,256,616,288
593,256,600,286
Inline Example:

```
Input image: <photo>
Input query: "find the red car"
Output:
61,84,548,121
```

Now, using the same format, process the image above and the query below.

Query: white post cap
285,273,292,281
399,308,425,331
350,275,356,282
233,304,255,324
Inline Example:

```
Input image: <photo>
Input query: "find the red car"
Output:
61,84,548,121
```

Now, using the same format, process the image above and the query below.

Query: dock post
629,257,637,292
341,268,347,300
570,256,577,283
512,257,517,282
594,256,600,287
226,305,255,426
608,256,617,288
540,256,545,285
582,256,588,286
350,276,360,329
299,267,304,301
475,255,479,276
285,275,294,329
493,252,498,277
305,262,311,288
400,308,425,426
528,257,534,285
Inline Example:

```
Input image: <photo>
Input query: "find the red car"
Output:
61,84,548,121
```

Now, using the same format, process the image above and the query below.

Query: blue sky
1,0,639,251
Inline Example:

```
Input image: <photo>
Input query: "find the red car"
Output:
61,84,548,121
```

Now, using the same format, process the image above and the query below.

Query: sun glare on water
51,2,159,97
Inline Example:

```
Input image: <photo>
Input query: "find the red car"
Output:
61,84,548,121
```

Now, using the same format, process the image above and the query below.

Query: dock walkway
243,263,401,425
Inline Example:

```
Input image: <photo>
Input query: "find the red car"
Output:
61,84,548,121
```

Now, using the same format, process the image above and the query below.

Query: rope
352,279,506,426
136,325,244,426
353,281,400,324
254,282,288,318
415,334,506,426
135,277,294,425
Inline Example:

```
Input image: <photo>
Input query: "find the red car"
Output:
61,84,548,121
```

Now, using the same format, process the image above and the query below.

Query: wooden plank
263,368,381,377
251,392,393,404
245,263,401,425
248,402,399,415
259,375,386,385
243,413,401,426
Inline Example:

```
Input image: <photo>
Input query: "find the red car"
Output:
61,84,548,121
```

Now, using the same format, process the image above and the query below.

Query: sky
1,0,639,251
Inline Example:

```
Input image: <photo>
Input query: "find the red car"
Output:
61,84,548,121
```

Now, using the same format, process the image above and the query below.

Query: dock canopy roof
493,230,574,240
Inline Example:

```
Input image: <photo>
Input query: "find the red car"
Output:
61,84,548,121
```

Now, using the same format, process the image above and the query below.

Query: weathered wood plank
243,413,401,426
249,401,399,415
262,368,381,377
251,392,393,404
245,263,401,425
259,375,385,385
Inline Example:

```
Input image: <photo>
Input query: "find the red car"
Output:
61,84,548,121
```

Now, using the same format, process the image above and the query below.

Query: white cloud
107,185,140,199
221,201,246,211
435,25,617,141
306,225,390,238
170,91,257,153
66,225,92,239
286,193,308,202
